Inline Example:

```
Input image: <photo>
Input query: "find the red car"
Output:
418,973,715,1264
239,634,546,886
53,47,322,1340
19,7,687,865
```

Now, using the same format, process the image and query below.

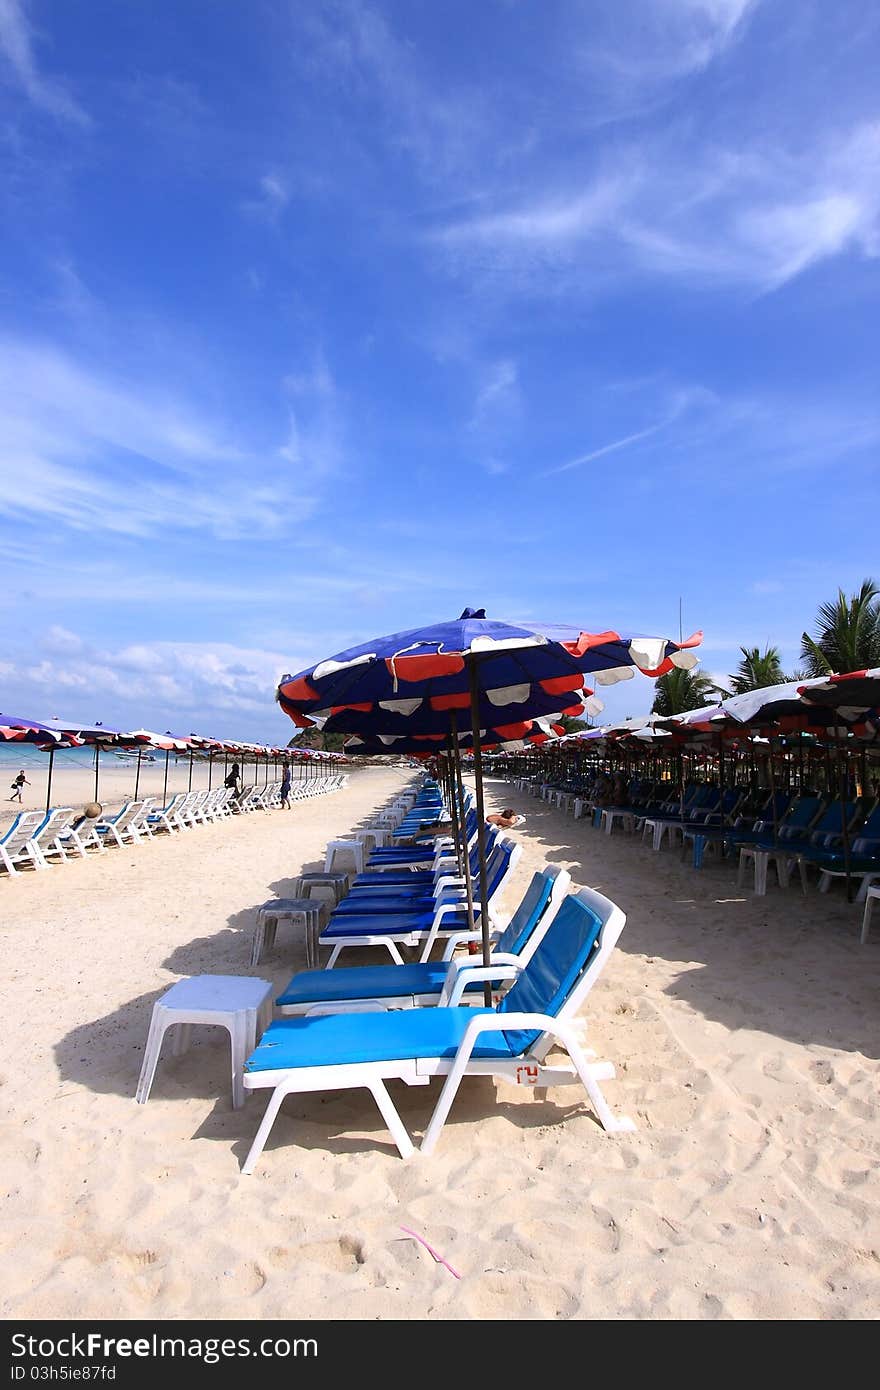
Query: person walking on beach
9,770,30,802
280,760,292,809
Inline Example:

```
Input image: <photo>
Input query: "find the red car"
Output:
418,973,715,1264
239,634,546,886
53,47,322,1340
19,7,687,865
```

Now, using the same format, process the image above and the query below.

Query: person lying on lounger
486,807,523,828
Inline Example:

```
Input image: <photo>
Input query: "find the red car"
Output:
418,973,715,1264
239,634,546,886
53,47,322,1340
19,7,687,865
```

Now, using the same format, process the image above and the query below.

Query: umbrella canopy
278,608,701,989
278,608,701,735
344,716,565,756
0,713,83,747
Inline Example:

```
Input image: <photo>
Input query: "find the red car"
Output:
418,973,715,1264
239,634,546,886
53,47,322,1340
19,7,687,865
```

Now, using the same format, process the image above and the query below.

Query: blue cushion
322,910,469,938
245,1007,510,1071
499,895,602,1054
277,962,452,1006
495,871,553,956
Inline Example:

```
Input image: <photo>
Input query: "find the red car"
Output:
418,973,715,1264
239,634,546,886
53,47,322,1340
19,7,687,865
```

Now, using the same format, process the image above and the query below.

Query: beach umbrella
0,714,85,812
277,608,701,989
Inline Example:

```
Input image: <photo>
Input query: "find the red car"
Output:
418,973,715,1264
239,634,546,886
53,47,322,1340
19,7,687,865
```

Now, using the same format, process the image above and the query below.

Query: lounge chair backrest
498,887,624,1054
33,807,77,843
495,865,570,958
852,801,880,840
1,810,47,850
482,838,517,899
777,796,825,830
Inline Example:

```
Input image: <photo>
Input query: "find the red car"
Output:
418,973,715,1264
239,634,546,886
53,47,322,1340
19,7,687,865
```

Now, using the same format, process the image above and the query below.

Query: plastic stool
135,975,272,1109
324,839,365,875
252,898,325,968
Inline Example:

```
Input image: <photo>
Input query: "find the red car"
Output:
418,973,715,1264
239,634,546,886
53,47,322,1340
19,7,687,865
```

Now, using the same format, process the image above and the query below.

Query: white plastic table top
155,975,273,1012
256,897,323,917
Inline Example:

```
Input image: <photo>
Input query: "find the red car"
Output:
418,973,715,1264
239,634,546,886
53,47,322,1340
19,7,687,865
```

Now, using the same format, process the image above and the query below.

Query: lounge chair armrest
441,963,522,1007
441,928,501,960
433,874,464,893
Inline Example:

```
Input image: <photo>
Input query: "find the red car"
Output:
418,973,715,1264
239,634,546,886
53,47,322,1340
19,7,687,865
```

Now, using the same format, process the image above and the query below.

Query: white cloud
0,0,90,126
242,171,290,223
0,338,325,539
433,119,880,294
12,630,300,735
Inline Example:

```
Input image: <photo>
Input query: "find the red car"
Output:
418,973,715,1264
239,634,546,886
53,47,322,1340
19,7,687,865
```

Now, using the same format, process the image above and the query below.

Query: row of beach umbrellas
276,607,703,993
0,712,346,811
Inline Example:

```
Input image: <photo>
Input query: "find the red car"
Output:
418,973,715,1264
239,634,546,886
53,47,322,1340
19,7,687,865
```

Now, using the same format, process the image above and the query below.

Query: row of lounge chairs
0,773,349,877
515,772,880,917
237,776,633,1168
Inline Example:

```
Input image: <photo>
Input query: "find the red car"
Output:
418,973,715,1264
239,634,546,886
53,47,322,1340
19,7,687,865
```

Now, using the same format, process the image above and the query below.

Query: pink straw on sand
399,1226,461,1279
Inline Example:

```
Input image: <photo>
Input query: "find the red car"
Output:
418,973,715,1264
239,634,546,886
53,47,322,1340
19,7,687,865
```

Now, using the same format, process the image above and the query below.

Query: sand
1,766,878,1320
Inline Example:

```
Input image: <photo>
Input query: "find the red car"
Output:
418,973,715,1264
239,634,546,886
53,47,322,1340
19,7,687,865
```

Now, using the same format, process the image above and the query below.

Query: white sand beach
1,766,878,1320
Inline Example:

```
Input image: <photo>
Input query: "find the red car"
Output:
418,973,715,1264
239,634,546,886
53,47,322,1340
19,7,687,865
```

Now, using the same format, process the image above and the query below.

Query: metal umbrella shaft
134,746,143,799
467,659,493,1006
45,745,55,814
449,712,476,941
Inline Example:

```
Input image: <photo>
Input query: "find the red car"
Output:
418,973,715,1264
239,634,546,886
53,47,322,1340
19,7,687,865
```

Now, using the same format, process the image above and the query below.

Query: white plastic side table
135,975,272,1109
324,839,365,875
252,898,325,968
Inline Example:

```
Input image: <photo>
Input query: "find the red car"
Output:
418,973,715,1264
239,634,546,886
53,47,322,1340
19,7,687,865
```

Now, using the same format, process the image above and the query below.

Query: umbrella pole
134,746,143,799
208,752,213,790
188,749,194,792
45,745,55,814
767,747,780,846
163,748,170,805
468,659,493,1005
93,745,100,804
834,726,853,905
443,741,462,876
450,720,477,940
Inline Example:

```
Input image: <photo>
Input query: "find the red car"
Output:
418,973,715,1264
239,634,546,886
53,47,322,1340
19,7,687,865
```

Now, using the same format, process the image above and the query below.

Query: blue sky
1,0,878,741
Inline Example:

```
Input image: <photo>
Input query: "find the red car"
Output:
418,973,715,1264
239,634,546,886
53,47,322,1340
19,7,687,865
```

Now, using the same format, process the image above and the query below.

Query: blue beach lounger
276,865,571,1014
241,885,633,1169
319,838,521,966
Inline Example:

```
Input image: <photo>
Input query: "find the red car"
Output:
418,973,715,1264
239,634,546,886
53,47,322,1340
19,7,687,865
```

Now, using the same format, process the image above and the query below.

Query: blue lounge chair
241,885,633,1169
319,838,522,966
276,865,571,1014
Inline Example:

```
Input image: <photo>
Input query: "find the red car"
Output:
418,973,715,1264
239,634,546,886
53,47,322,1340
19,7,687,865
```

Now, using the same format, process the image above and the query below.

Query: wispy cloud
0,338,323,539
0,0,90,126
242,171,290,223
433,119,880,294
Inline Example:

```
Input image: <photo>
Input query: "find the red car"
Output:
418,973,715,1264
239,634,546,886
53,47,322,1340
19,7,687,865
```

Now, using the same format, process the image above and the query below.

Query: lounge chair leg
171,1022,192,1057
368,1081,415,1158
242,1085,289,1174
818,871,832,894
567,1038,636,1134
736,850,747,888
754,853,767,896
861,895,876,945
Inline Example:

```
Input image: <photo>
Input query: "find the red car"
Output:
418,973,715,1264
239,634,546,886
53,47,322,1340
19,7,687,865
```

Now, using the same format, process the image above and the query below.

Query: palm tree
800,579,880,675
728,644,788,694
651,667,721,716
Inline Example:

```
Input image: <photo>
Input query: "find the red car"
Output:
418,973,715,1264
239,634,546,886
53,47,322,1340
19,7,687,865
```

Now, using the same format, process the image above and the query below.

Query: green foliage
651,667,721,716
557,715,590,734
800,579,880,675
287,729,349,752
728,645,789,694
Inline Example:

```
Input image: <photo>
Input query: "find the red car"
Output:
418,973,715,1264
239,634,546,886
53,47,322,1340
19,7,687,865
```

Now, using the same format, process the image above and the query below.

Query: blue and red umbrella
278,609,702,983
